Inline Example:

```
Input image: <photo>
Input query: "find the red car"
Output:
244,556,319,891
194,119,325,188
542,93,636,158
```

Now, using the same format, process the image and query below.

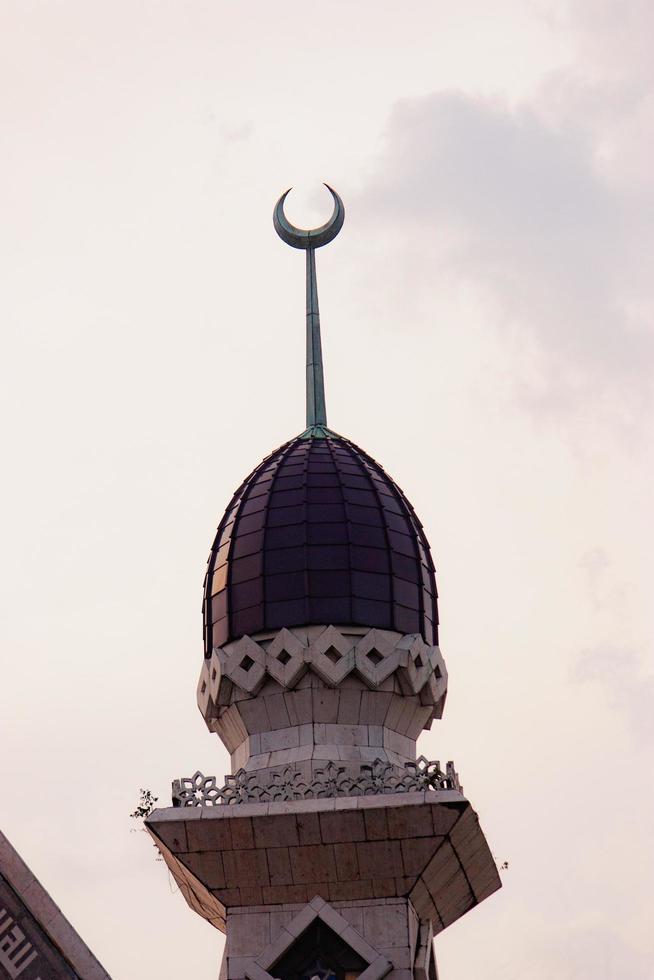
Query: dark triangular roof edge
0,829,112,979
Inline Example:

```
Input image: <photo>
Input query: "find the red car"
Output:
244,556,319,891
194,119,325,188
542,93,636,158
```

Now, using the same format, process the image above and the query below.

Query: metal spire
273,184,345,432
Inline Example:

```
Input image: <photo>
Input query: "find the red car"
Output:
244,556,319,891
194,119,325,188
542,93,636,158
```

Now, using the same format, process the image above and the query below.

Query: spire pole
305,247,326,427
273,184,345,432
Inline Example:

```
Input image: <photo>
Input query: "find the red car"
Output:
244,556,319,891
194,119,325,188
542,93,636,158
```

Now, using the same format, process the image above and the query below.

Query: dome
203,430,439,653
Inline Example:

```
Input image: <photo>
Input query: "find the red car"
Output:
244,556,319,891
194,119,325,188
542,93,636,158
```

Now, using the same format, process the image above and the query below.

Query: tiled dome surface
203,433,439,653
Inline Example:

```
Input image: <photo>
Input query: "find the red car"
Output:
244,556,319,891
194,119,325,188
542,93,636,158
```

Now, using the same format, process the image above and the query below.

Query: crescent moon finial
273,184,345,250
273,184,345,433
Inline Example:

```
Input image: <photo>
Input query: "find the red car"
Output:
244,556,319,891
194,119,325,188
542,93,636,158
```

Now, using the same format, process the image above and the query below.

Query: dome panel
202,433,439,653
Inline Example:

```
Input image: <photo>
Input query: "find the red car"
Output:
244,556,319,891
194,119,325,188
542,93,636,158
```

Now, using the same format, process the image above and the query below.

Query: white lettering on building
0,908,41,979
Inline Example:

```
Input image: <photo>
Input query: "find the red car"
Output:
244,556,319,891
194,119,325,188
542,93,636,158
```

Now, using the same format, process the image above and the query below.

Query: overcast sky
1,2,653,978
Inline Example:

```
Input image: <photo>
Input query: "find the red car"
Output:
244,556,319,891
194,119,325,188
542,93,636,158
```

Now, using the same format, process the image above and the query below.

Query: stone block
395,699,421,738
333,842,359,881
312,687,340,724
345,745,387,763
269,910,295,941
328,879,373,902
298,723,313,745
261,726,299,753
387,805,433,840
420,840,457,895
385,748,406,768
251,814,299,848
226,912,271,956
224,849,270,887
400,838,440,877
267,747,307,767
211,886,241,906
362,903,408,949
187,817,233,852
152,820,188,852
407,904,419,962
404,705,434,740
336,688,362,724
371,878,397,898
240,886,266,906
237,697,271,735
183,851,226,889
231,740,250,773
319,810,365,844
363,809,389,841
296,812,321,845
337,905,364,933
263,693,292,731
283,689,313,726
413,919,433,980
228,818,254,850
245,752,271,771
378,945,412,969
382,695,405,731
359,691,393,726
227,954,253,979
382,727,415,760
367,725,384,747
262,884,310,905
324,723,368,745
217,704,250,753
289,844,337,884
470,863,502,903
357,841,403,879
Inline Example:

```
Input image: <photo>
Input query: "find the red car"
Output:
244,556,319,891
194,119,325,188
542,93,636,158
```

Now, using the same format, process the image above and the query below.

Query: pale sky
1,2,653,978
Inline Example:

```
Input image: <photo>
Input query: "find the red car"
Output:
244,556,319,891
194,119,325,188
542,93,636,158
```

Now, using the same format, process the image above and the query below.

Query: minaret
146,186,501,980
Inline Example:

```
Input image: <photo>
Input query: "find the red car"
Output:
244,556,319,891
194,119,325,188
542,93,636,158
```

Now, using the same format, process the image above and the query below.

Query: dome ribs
203,432,439,651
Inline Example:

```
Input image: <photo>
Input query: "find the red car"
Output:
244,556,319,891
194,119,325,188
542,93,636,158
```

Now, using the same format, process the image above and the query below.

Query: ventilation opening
239,655,255,672
200,681,207,694
211,668,217,681
434,665,442,679
277,649,292,665
367,649,384,666
414,654,424,669
272,919,366,980
324,646,342,665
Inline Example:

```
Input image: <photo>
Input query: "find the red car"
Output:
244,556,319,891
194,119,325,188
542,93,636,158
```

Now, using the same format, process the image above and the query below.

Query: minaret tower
146,187,501,979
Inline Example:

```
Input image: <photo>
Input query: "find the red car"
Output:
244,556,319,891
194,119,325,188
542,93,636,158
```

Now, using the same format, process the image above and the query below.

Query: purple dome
203,432,439,653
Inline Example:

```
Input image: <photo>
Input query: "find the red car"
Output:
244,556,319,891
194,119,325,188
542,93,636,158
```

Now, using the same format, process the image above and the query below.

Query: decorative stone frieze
198,626,447,752
199,625,446,702
171,756,461,807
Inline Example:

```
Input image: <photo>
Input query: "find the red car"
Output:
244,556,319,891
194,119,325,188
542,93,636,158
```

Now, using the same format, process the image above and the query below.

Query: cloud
574,644,654,743
357,84,654,428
